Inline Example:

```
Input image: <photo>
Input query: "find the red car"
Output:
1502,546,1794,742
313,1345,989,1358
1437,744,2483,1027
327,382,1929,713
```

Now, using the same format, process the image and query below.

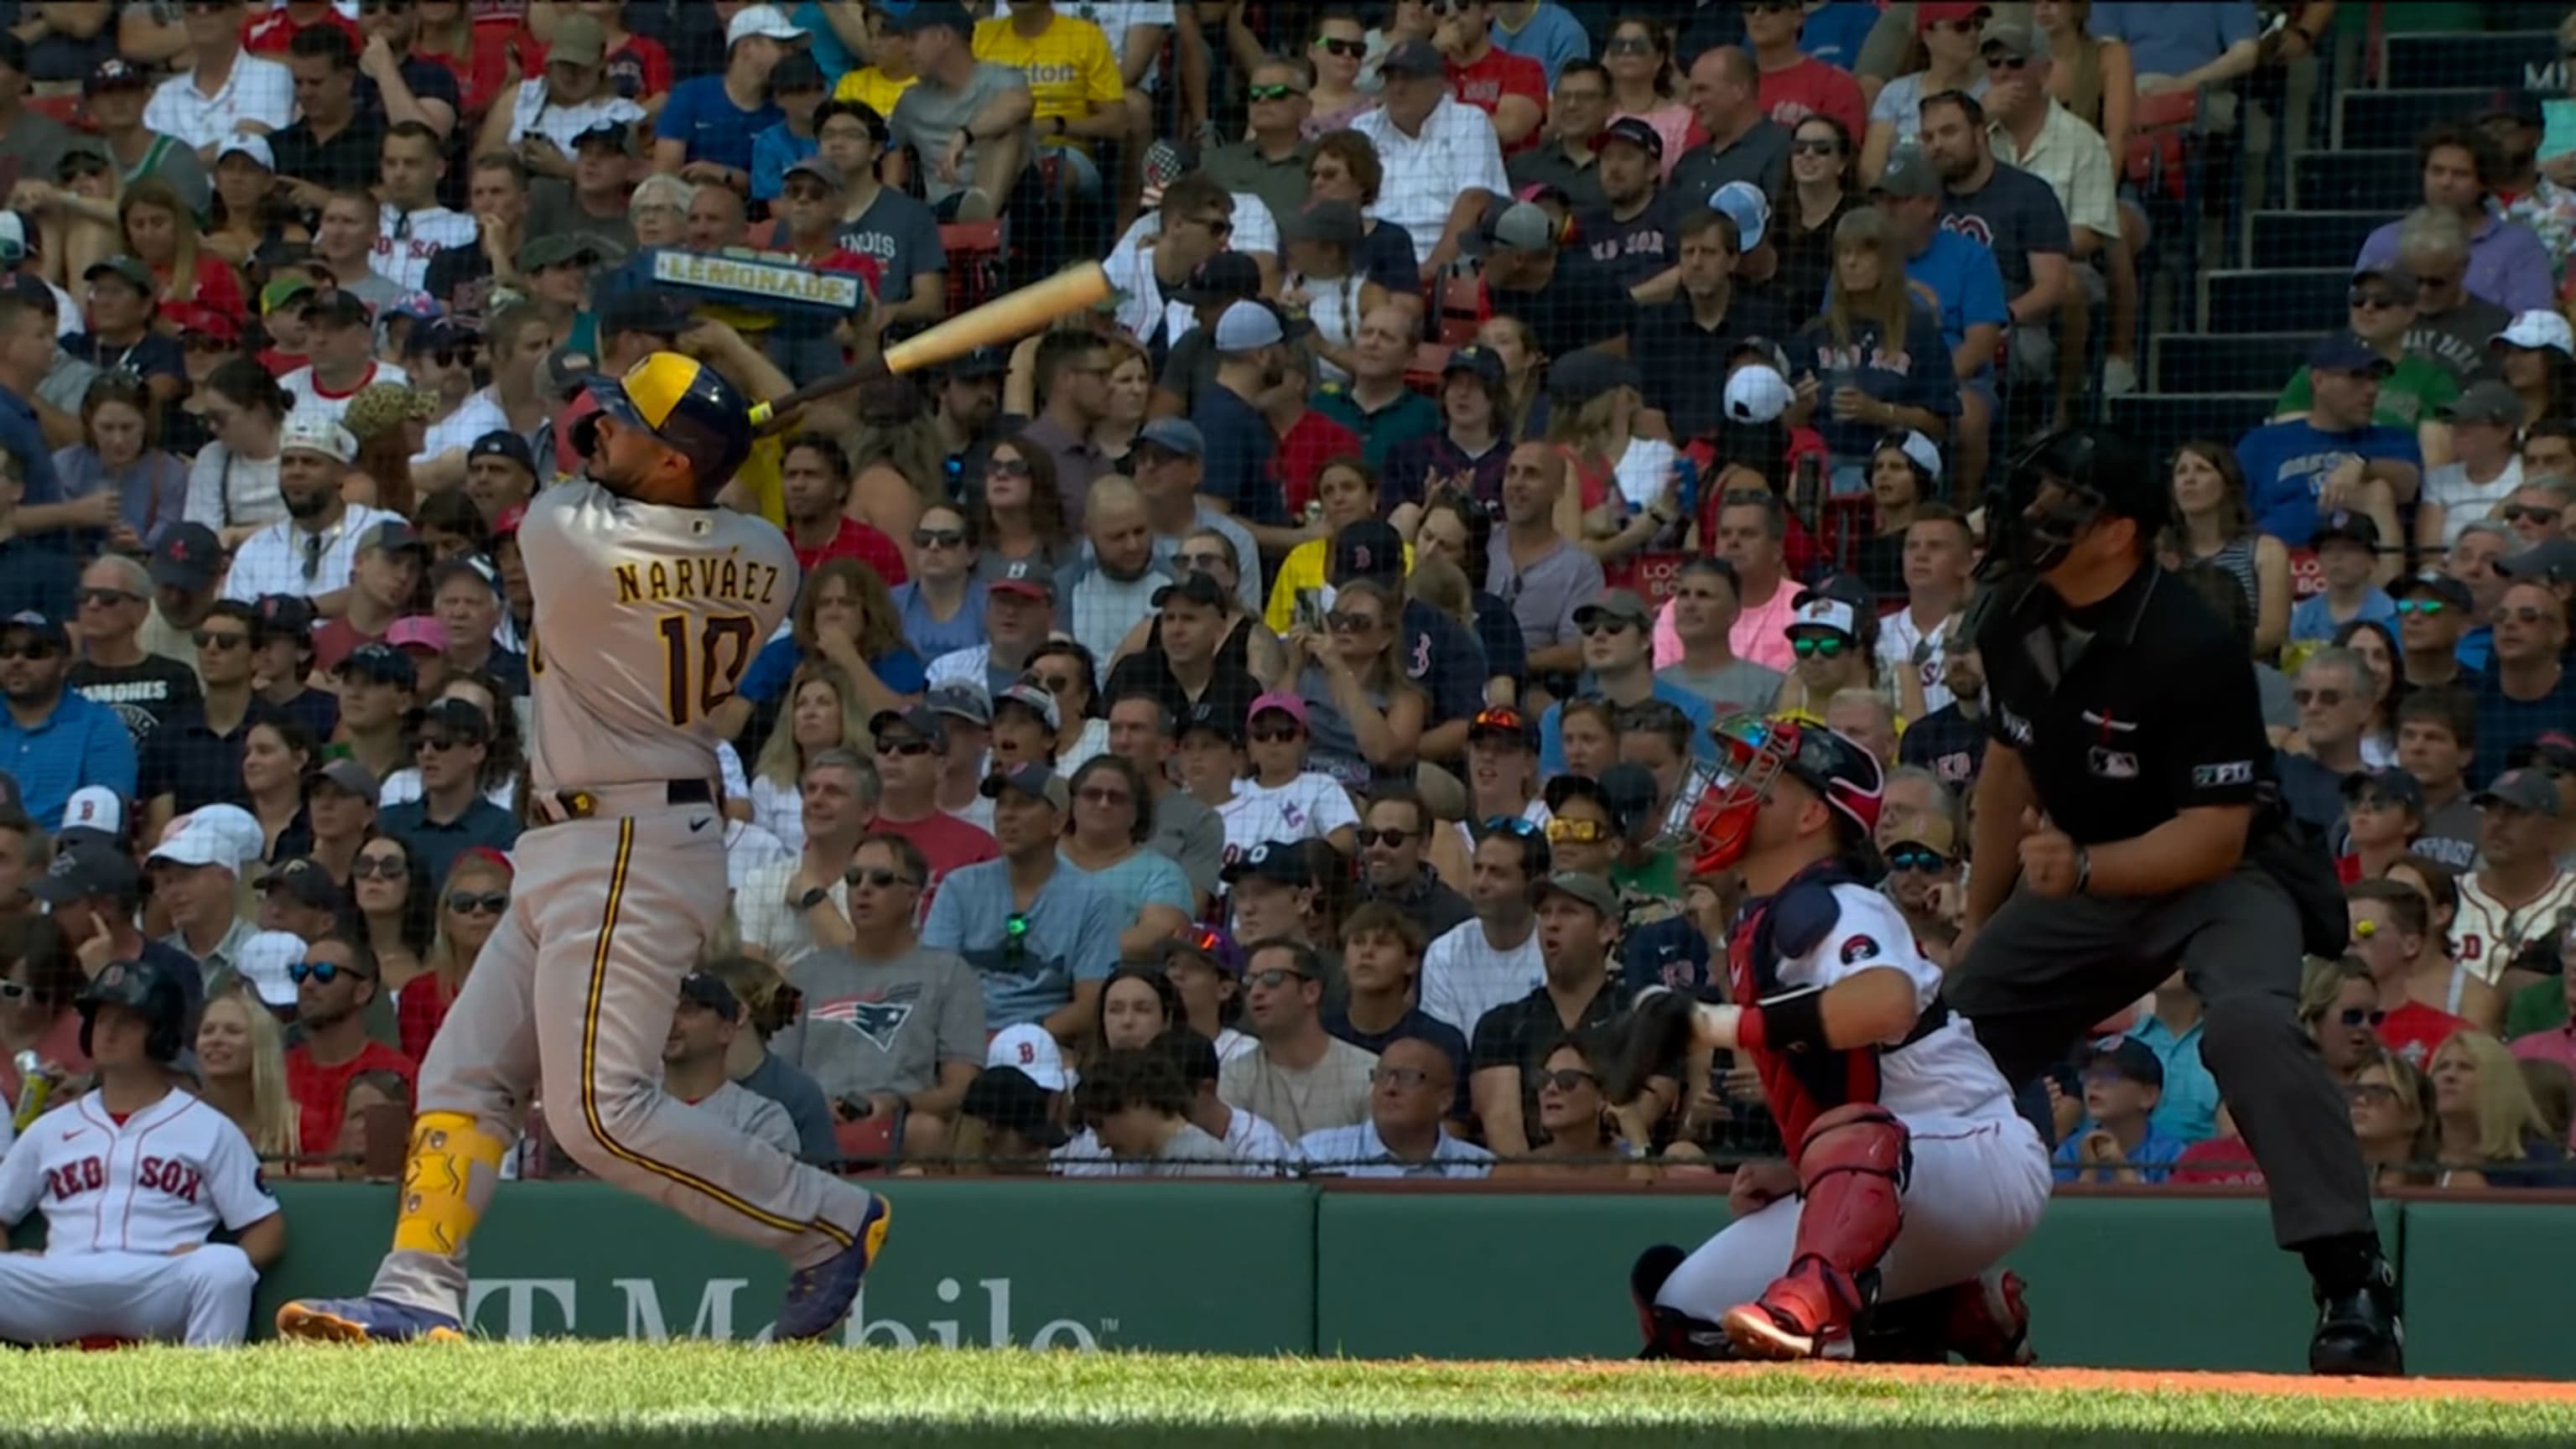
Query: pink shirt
1654,575,1800,673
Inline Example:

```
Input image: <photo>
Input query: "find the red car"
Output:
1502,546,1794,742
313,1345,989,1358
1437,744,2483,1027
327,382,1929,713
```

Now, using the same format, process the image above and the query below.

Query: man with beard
1355,784,1471,939
1420,823,1550,1037
1196,304,1298,553
280,932,416,1159
1577,118,1680,298
662,969,801,1158
1920,91,2071,392
1106,691,1222,904
1898,620,1988,790
931,346,1013,485
140,522,225,671
776,433,906,581
219,411,397,609
0,610,135,827
1067,477,1171,668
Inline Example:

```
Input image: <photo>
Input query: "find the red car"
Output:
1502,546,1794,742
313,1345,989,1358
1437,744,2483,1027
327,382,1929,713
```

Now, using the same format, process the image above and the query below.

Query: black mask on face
1977,428,2158,583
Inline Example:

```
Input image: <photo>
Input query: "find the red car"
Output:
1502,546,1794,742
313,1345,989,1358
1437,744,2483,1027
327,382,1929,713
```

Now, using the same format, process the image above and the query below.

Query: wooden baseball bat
747,262,1112,435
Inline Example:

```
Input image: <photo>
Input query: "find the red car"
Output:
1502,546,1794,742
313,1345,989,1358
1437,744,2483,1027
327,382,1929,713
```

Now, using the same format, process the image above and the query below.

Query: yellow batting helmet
579,351,753,501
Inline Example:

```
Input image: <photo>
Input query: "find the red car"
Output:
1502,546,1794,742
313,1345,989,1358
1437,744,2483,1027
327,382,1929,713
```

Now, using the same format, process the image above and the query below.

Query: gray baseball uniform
370,480,879,1321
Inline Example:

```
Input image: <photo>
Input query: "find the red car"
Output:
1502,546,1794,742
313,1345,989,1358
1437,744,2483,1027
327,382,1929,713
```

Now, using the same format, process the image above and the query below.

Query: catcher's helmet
1675,714,1885,877
576,351,753,502
76,957,190,1064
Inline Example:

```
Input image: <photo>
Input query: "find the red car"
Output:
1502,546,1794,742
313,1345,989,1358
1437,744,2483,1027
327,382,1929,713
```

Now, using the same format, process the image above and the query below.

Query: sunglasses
987,458,1031,479
1537,1067,1600,1093
1790,634,1852,659
1317,37,1365,57
418,735,477,752
913,528,966,548
353,854,407,879
183,333,235,353
782,183,834,203
1888,846,1949,873
447,891,508,915
2337,1007,2390,1027
2349,292,2402,311
1247,967,1312,989
1792,138,1843,156
431,346,477,367
1249,725,1304,744
1325,610,1381,634
875,736,935,757
1576,618,1637,639
2393,598,2449,615
288,961,361,984
2350,792,2407,814
1357,828,1413,848
0,643,60,661
844,866,918,889
60,157,108,179
2291,688,2347,707
1032,673,1079,696
1193,216,1236,237
2504,505,2561,524
80,588,141,607
1983,53,2028,71
1545,818,1610,844
2345,1082,2398,1105
1247,84,1303,102
1370,1065,1434,1088
1174,550,1228,572
1603,35,1654,55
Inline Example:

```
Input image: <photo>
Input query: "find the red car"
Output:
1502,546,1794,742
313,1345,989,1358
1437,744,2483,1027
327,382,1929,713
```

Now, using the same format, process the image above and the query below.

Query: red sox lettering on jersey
0,1094,278,1257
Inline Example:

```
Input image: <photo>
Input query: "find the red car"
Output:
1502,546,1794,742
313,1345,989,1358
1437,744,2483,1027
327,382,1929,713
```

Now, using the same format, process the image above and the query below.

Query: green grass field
2,1344,2570,1449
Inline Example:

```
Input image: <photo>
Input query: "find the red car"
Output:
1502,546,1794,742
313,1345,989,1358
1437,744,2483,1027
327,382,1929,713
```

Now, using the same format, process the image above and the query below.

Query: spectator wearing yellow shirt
1266,458,1412,636
972,0,1129,203
832,3,921,174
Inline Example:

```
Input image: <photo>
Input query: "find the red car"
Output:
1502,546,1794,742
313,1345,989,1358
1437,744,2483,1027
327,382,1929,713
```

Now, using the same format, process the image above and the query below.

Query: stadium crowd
0,0,2569,1239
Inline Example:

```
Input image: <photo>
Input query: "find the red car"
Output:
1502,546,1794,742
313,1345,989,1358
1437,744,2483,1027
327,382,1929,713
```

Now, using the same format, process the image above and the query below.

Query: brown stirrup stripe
578,819,854,1250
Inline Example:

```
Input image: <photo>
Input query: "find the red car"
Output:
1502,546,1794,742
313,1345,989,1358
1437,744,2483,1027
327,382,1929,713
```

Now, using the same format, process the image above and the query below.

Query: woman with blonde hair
2346,1043,2437,1189
2429,1030,2575,1187
1285,574,1426,791
120,177,245,318
194,984,301,1167
718,556,926,747
2300,954,2383,1085
699,951,837,1166
750,662,874,852
1789,206,1954,496
1476,314,1545,443
397,849,513,1062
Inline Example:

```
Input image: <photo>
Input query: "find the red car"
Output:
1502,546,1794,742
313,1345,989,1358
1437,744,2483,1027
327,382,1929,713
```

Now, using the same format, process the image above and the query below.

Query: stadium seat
2106,392,2278,464
2123,91,2199,204
2293,150,2419,212
2381,30,2559,91
2151,333,2317,397
939,221,1005,317
1405,342,1454,395
2248,210,2395,271
2338,88,2494,151
1436,275,1482,347
2200,269,2349,335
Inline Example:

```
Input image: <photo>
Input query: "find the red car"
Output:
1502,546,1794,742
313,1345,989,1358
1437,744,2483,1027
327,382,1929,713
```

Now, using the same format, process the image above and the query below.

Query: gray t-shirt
770,945,987,1102
1659,658,1786,715
889,62,1033,206
1486,535,1604,662
527,179,640,262
834,187,946,303
2406,298,2511,387
1149,787,1224,902
686,1079,801,1157
2415,795,2480,872
1218,1036,1379,1140
921,857,1123,1028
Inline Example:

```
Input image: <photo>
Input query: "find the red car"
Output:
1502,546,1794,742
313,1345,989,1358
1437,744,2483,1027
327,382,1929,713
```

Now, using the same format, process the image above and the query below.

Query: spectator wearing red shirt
245,0,364,57
779,433,908,583
394,849,512,1062
2348,879,2490,1071
2167,1104,2267,1187
281,932,417,1159
1264,348,1364,520
412,3,517,117
1742,0,1865,144
866,705,1001,911
1435,0,1545,153
514,1,672,107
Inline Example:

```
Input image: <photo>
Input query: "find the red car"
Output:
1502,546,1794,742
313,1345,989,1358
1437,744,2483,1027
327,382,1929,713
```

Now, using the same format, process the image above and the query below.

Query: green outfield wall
16,1182,2561,1376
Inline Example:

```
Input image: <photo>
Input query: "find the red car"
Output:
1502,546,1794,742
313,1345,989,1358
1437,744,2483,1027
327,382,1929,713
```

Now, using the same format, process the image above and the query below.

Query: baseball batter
1604,715,2051,1363
0,959,283,1348
278,353,890,1345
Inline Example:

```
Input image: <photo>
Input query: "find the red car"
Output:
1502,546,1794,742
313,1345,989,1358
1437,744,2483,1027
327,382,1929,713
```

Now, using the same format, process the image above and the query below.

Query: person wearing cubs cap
1469,198,1630,360
1954,425,2406,1375
277,340,894,1350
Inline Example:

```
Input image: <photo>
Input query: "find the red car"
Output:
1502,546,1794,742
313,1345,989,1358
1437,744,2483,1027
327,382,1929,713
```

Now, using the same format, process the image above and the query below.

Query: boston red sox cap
679,969,743,1021
1329,519,1405,583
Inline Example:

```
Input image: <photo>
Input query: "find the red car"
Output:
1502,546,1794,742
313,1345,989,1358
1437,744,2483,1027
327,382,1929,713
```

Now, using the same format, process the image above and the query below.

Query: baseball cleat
2309,1258,2404,1377
1940,1269,2036,1367
1719,1301,1834,1361
275,1296,465,1344
773,1192,892,1343
1598,987,1700,1105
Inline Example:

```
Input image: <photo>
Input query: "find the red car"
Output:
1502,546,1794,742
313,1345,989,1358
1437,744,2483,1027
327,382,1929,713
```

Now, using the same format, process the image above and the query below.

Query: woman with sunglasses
204,136,309,269
968,438,1078,584
1774,115,1861,323
1599,17,1690,176
0,917,86,1118
890,502,986,662
352,833,437,1005
2299,954,2382,1087
2163,439,2288,661
1859,6,1989,185
120,177,244,320
2345,1044,2436,1188
53,374,185,553
1060,756,1197,958
726,557,927,759
1493,1037,1659,1181
1305,13,1377,137
1285,578,1426,792
195,983,303,1166
18,143,122,293
750,662,874,853
184,359,297,545
397,849,512,1063
377,673,527,816
1027,639,1110,771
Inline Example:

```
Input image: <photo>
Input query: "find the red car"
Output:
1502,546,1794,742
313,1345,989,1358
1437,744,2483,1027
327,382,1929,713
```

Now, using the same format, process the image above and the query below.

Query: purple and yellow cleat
275,1296,465,1344
774,1193,893,1342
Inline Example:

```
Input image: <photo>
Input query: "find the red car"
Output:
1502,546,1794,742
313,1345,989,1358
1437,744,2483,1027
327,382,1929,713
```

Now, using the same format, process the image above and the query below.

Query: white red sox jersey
374,205,479,294
521,481,798,794
0,1092,278,1256
2451,871,2576,985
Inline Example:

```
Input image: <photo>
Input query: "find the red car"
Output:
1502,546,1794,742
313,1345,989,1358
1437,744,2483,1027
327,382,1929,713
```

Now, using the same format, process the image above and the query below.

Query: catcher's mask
1980,427,2158,582
1676,714,1886,878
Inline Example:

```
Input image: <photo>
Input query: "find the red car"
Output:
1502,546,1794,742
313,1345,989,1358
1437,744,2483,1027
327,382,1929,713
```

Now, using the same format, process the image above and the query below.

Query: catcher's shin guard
390,1113,510,1258
1630,1245,1733,1361
1854,1270,2035,1366
1722,1103,1910,1359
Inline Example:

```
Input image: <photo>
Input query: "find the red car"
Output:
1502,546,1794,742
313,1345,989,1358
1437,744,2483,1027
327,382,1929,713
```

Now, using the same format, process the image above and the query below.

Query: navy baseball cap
469,430,538,475
1137,417,1205,459
2340,767,2424,814
1221,839,1317,888
149,522,224,592
892,2,975,35
2083,1036,2164,1088
1329,519,1405,582
335,641,417,688
1596,116,1665,160
1442,344,1505,383
0,611,66,650
678,970,742,1021
2308,333,2395,377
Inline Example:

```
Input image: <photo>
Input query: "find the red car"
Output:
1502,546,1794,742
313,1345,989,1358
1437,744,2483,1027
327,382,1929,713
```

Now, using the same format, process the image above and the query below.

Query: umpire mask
1978,427,2159,582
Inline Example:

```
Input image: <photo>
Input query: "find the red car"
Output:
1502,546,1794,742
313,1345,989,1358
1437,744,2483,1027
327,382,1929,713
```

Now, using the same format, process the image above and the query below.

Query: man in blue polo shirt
2233,334,2423,548
652,5,805,194
0,610,137,827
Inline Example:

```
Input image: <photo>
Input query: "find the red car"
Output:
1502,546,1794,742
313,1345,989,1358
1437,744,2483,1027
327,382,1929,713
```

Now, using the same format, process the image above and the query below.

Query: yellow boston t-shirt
971,13,1123,153
832,67,917,117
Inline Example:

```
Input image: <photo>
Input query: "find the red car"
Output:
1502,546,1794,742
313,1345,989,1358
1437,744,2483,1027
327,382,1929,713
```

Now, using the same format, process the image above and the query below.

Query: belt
535,779,715,825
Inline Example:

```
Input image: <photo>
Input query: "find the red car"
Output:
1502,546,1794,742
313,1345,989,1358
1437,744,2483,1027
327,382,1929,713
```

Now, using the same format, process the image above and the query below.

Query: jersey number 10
658,614,759,726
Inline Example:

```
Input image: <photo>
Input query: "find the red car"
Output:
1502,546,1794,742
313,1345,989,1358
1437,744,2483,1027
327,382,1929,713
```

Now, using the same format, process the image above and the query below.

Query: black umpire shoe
2309,1257,2404,1376
1600,986,1699,1106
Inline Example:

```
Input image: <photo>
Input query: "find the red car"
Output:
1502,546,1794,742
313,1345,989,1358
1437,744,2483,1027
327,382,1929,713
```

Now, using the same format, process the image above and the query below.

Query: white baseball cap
0,210,25,265
279,409,356,465
1881,428,1945,482
1212,299,1285,352
148,804,263,875
1710,180,1771,252
2496,309,2576,358
59,785,123,839
1723,363,1793,424
1788,595,1860,638
216,134,275,171
985,1022,1069,1091
234,931,308,1008
726,4,807,46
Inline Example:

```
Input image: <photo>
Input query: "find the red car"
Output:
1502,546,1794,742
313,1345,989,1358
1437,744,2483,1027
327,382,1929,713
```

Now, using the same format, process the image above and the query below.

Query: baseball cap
961,1067,1070,1146
1573,589,1654,630
1330,518,1405,582
548,11,609,65
1464,201,1559,257
1282,200,1364,246
2307,332,2395,377
85,57,148,95
357,519,426,558
279,411,356,465
1917,1,1992,29
149,522,224,592
573,119,637,154
2475,767,2563,817
944,345,1010,379
232,932,306,1010
217,134,277,171
83,255,155,294
2396,570,2474,611
1467,705,1538,749
1443,344,1505,384
304,288,373,329
148,804,263,875
57,786,123,848
469,430,538,475
1174,252,1263,306
0,210,28,267
994,679,1062,733
1978,18,2039,60
2340,767,2425,816
867,705,947,748
1885,812,1959,860
1221,839,1318,889
164,303,240,346
2350,265,2420,305
1871,148,1942,200
1150,571,1228,610
1179,699,1242,745
1787,593,1861,638
252,594,319,644
517,233,610,273
2495,309,2576,357
925,683,992,728
2511,731,2576,775
30,839,138,905
2440,380,2522,428
2501,536,2576,585
2083,1036,2163,1088
984,1023,1068,1090
979,761,1071,812
1596,116,1665,161
1547,348,1640,407
259,274,316,317
1723,363,1794,424
386,615,449,652
891,1,975,36
0,611,65,651
308,757,382,807
1875,428,1945,482
1211,299,1286,352
1710,181,1770,252
260,857,345,912
2484,89,2547,129
335,641,418,689
727,3,808,46
1162,924,1242,977
782,154,845,190
1248,690,1311,730
418,697,494,744
1136,416,1205,459
987,557,1056,599
2311,510,2381,550
597,289,693,340
1379,39,1445,77
678,969,743,1021
1536,870,1622,920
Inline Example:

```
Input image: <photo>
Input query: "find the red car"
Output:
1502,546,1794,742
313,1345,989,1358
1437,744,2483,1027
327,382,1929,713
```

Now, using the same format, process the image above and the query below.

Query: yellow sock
392,1113,508,1258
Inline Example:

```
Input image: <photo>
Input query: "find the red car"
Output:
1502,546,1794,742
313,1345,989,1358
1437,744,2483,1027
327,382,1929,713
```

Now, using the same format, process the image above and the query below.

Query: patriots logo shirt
809,986,923,1054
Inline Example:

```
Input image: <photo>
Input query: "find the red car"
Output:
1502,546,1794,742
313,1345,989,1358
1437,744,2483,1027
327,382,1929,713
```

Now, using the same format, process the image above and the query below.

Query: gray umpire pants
1948,863,2376,1251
